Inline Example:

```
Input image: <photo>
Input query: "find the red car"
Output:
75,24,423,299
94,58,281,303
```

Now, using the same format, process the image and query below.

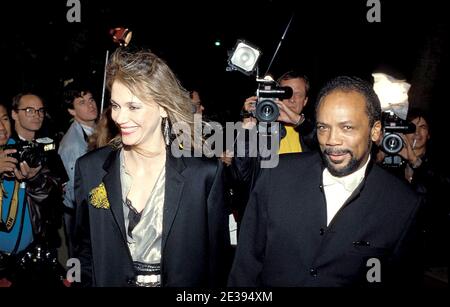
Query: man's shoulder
59,122,84,149
370,164,415,193
182,155,218,168
277,151,321,170
257,152,321,183
368,163,421,208
173,154,221,178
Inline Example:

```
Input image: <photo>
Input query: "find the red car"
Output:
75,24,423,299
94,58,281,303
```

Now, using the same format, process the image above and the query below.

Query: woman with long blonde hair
74,48,231,287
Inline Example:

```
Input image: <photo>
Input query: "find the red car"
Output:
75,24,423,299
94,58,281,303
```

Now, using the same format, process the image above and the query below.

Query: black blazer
73,146,231,287
228,120,317,224
232,119,316,188
228,152,423,287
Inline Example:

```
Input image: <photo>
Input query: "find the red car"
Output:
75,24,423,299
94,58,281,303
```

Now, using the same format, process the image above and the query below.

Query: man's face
406,116,430,151
279,77,308,115
191,91,204,115
316,90,381,177
69,91,98,125
0,105,11,145
12,94,44,133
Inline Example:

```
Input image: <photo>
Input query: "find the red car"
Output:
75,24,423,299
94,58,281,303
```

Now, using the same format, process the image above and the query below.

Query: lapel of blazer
102,149,127,243
314,155,328,226
341,157,374,208
162,153,186,252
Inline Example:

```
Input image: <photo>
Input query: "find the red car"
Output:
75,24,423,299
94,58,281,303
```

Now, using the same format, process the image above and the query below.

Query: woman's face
110,81,167,149
0,105,11,145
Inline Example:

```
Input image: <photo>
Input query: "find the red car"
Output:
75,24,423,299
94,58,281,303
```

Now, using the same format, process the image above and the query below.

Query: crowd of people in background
0,48,448,287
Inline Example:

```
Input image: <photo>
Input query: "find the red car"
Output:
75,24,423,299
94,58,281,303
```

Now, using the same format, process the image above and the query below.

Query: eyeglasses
16,107,46,117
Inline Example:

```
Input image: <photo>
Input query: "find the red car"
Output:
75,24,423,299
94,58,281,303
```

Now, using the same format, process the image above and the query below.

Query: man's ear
11,110,18,121
68,108,76,117
303,97,309,107
371,120,382,142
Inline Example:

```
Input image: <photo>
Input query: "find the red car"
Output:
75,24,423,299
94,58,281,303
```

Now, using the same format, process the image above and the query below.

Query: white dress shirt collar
79,122,95,137
322,155,371,226
323,155,371,192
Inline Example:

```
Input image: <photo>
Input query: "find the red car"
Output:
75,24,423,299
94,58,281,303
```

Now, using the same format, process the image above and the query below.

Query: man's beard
322,148,365,177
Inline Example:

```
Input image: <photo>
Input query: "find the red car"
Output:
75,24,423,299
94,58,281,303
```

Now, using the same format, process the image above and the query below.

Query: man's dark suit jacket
228,120,316,225
73,146,231,287
232,119,316,187
228,152,423,287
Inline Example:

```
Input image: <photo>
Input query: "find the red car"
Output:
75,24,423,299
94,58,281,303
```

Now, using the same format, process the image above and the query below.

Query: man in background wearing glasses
4,92,68,285
11,93,46,142
230,71,317,232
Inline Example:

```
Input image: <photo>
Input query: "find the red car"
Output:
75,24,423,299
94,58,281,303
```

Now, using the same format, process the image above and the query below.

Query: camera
227,40,293,122
380,111,416,167
252,77,293,122
2,137,56,168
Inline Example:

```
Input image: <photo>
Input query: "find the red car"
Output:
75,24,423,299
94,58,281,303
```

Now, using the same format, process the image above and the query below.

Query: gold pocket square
89,182,110,209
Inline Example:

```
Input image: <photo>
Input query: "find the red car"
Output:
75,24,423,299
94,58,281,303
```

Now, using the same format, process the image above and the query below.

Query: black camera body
253,78,293,122
2,138,56,168
380,111,416,167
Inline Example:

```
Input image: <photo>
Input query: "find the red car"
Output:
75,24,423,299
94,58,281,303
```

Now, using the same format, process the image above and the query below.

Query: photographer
240,71,315,153
0,101,39,277
229,71,316,228
2,94,68,285
377,109,449,271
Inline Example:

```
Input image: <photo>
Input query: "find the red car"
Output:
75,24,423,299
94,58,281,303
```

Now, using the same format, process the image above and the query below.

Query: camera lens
382,133,404,154
255,99,279,122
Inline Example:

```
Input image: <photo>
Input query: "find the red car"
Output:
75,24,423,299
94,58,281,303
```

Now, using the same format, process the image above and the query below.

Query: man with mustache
229,76,423,287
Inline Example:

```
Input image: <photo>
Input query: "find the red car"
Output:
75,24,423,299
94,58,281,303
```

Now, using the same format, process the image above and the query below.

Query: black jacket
7,135,66,245
232,119,316,186
383,151,450,266
228,119,316,224
229,152,423,287
73,146,231,287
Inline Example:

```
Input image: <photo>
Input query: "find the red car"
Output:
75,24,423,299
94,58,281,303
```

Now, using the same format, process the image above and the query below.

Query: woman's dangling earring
163,117,170,146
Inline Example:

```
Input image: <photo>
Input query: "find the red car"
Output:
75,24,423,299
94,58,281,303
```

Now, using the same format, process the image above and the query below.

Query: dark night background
1,0,449,161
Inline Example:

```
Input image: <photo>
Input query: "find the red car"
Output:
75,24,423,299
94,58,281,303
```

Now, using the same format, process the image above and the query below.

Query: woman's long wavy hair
88,106,119,151
106,48,201,152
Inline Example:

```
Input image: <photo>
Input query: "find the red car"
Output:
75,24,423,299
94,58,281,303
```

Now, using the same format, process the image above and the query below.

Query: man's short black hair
0,102,9,113
315,76,382,127
407,108,432,136
63,82,92,109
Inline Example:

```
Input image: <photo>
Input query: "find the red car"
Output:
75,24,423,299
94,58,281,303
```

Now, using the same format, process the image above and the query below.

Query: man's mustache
323,148,352,156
